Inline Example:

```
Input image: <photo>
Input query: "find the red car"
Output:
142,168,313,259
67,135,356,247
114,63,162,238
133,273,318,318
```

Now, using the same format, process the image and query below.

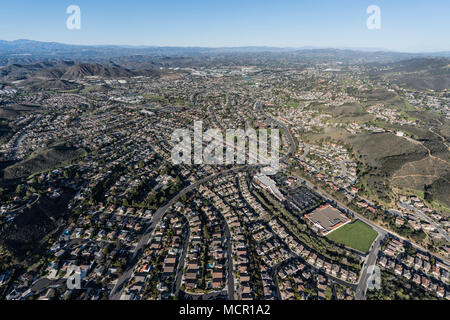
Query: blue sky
0,0,449,52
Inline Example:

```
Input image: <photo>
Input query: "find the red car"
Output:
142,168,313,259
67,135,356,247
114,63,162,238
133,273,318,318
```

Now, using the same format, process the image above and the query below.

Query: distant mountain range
0,40,448,91
0,39,449,66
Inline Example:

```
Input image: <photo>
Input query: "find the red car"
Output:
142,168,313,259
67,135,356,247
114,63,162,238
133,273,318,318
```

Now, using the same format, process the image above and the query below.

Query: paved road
109,101,447,301
174,191,235,300
174,225,189,296
5,194,39,215
257,102,295,163
223,218,235,299
400,202,449,242
208,105,224,130
31,278,66,292
257,101,449,298
270,263,282,300
109,166,254,300
290,173,390,297
354,233,385,300
11,116,42,159
299,144,310,161
291,172,450,298
415,211,449,242
259,103,381,299
271,254,358,301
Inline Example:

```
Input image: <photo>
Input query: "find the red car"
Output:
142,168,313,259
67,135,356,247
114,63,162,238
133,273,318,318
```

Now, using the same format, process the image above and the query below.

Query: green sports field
326,220,378,253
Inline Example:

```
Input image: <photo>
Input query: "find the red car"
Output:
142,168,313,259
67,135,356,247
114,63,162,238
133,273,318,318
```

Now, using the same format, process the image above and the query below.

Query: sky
0,0,449,52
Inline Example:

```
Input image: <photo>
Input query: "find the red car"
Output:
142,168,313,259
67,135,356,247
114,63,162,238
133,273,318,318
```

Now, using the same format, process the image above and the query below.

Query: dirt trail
429,127,450,151
391,174,450,184
400,134,450,167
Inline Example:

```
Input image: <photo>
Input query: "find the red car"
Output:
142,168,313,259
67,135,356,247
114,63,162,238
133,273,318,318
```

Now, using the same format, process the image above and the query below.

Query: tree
16,184,23,194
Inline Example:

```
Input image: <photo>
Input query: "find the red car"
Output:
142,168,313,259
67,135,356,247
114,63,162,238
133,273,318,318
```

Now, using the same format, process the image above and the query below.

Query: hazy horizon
1,39,449,55
0,1,449,52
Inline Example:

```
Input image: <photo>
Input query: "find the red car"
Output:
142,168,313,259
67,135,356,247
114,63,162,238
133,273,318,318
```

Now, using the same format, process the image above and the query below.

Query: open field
2,144,86,180
348,132,428,204
326,220,378,253
0,121,12,145
0,104,41,120
392,156,450,208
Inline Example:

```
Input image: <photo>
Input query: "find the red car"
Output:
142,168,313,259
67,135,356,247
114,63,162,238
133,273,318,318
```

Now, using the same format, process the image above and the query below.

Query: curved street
109,166,254,300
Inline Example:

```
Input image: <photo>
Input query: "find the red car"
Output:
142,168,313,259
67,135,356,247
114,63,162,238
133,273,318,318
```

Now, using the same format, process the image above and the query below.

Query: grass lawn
326,220,378,253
